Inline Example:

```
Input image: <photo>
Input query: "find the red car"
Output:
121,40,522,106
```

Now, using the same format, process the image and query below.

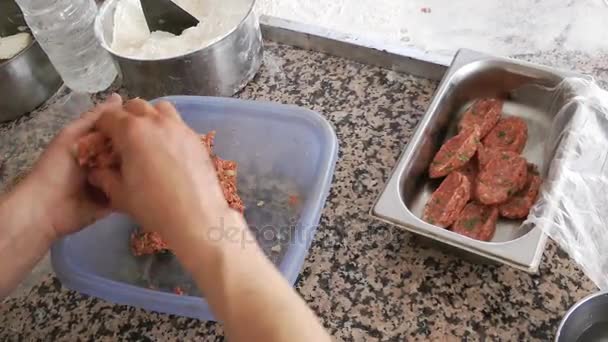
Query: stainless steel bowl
0,1,62,122
95,0,263,99
556,291,608,341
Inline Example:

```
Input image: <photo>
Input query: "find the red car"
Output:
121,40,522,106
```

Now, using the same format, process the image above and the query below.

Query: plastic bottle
15,0,117,93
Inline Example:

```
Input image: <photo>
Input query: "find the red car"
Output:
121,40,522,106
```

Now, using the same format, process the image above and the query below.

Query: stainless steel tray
371,49,585,273
258,16,582,272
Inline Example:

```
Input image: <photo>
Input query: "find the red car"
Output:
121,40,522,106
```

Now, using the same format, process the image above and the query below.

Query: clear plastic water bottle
15,0,117,93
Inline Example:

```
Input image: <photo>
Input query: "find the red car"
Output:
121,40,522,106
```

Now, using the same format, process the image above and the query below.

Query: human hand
22,94,123,240
87,99,230,247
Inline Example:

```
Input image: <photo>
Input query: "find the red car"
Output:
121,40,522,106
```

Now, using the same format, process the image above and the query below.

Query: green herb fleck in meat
434,198,441,205
457,153,469,162
471,105,479,116
446,151,455,158
498,130,507,138
501,154,510,160
463,217,479,231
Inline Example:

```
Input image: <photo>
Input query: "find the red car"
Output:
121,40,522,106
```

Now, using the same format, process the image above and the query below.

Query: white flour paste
0,33,31,60
111,0,250,59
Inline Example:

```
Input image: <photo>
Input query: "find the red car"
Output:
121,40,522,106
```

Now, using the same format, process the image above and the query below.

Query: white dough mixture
0,33,32,60
111,0,251,59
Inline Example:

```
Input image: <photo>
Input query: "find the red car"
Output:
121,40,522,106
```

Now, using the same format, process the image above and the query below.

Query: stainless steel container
95,0,263,99
372,49,583,272
556,292,608,341
0,1,62,122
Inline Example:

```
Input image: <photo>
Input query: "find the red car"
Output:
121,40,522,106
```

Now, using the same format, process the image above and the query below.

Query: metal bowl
0,1,62,122
556,291,608,341
95,0,263,99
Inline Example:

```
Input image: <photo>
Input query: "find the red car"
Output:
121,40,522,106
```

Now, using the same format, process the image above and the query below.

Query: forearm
172,209,331,342
0,181,55,299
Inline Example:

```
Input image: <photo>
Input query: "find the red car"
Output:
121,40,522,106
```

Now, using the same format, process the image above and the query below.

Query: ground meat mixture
76,130,244,256
130,231,169,256
76,132,117,168
213,156,244,214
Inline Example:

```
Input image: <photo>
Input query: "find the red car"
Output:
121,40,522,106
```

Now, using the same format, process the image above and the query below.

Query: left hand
22,94,123,240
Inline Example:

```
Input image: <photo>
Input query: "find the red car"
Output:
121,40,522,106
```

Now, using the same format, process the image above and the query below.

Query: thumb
88,168,125,210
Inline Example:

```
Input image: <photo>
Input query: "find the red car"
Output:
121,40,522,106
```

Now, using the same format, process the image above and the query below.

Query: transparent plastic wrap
525,77,608,290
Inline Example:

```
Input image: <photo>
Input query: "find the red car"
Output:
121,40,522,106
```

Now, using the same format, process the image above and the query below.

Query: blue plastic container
51,96,338,320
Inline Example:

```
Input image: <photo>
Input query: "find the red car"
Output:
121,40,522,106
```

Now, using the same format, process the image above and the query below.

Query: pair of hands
27,94,229,246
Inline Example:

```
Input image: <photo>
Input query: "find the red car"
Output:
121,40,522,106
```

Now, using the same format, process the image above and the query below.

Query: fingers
83,93,123,121
93,93,123,115
124,98,158,117
154,100,182,121
88,168,125,209
68,94,123,136
94,107,131,142
96,98,170,139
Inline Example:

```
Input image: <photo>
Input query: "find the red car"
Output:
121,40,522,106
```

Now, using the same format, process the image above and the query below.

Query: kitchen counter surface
0,42,604,340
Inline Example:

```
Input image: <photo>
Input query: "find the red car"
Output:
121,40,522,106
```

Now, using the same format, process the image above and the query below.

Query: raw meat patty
476,150,528,205
458,158,479,201
458,98,503,138
451,202,499,241
423,172,471,228
483,116,528,154
429,127,480,178
499,165,542,219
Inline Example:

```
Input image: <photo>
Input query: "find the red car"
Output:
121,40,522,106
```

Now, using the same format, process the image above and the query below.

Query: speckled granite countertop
0,42,605,340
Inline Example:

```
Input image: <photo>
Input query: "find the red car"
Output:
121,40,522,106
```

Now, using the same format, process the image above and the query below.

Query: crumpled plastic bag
525,77,608,290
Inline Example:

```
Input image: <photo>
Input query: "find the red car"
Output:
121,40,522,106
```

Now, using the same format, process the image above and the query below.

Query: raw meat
75,130,244,256
429,127,480,178
458,98,502,138
499,165,542,219
423,172,471,228
482,116,528,154
451,202,499,241
476,150,528,205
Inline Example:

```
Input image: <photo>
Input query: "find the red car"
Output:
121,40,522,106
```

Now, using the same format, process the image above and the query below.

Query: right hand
89,99,231,247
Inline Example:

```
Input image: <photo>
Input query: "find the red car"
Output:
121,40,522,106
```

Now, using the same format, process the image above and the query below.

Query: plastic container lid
51,96,339,320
